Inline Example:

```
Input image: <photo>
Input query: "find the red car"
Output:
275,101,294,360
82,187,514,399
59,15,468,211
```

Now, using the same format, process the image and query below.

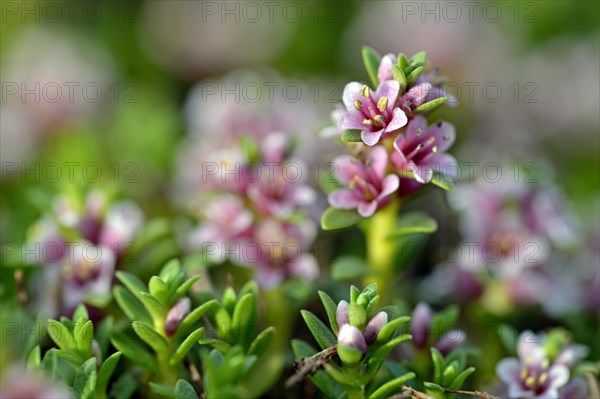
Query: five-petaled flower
329,146,400,217
338,81,407,146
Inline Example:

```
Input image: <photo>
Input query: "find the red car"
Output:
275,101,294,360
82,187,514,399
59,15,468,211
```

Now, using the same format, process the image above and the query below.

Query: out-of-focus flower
0,366,71,399
26,190,144,316
496,330,587,399
391,116,457,184
338,81,407,146
409,302,466,355
329,146,400,217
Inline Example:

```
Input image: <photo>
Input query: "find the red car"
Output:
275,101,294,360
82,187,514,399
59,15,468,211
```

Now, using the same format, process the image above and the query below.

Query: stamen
363,119,373,126
416,128,423,136
432,146,438,153
525,376,535,388
541,359,550,369
354,100,363,110
377,97,388,112
361,85,370,98
443,134,451,141
538,373,548,385
373,115,385,124
521,368,528,380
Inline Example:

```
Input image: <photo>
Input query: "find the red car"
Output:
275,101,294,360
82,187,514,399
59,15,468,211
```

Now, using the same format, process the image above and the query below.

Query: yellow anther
363,119,373,126
377,97,388,112
354,100,362,110
361,85,370,98
432,146,438,153
525,376,535,387
538,373,548,385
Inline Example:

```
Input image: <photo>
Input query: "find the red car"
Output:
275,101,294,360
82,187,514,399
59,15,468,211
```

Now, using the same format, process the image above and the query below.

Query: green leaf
75,320,94,354
140,292,165,320
95,352,121,396
27,346,41,370
176,300,219,337
175,379,199,399
410,51,427,67
175,276,201,299
413,97,449,114
149,382,176,397
449,367,475,390
423,382,445,399
73,304,89,321
74,357,97,399
113,286,153,325
318,291,340,334
149,276,169,305
232,293,257,348
248,327,275,357
368,372,415,399
406,66,424,85
331,256,369,281
40,349,59,379
301,310,336,350
377,316,411,342
115,271,148,302
198,337,231,353
321,207,364,231
170,328,204,366
341,129,362,142
350,286,360,303
324,364,361,389
132,321,169,352
431,171,455,192
159,258,182,284
392,65,407,92
110,372,138,398
431,348,445,384
362,46,381,87
110,330,157,371
47,320,73,351
442,360,459,386
430,306,459,342
364,334,412,381
386,211,438,240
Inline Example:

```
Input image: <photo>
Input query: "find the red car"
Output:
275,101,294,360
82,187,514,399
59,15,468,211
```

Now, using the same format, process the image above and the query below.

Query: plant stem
363,199,401,304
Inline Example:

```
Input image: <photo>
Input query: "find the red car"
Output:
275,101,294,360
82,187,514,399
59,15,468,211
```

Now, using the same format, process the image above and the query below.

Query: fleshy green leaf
74,357,97,399
341,129,362,142
431,171,455,192
431,306,459,342
376,316,411,342
392,65,407,92
232,293,257,348
324,364,361,389
95,352,121,396
301,310,336,350
27,346,41,370
75,320,94,354
362,46,381,87
175,276,201,299
170,328,204,367
115,271,147,302
149,382,176,397
132,321,168,352
431,348,445,384
406,66,424,85
47,320,73,351
424,382,445,399
149,276,169,305
321,207,364,231
113,286,153,325
318,291,340,334
110,331,157,371
368,372,416,399
331,256,369,281
159,258,182,284
386,212,438,240
449,367,475,390
442,360,459,386
248,327,275,357
175,379,199,399
73,304,89,321
364,334,412,381
176,300,219,337
140,292,165,320
40,349,59,379
413,97,449,114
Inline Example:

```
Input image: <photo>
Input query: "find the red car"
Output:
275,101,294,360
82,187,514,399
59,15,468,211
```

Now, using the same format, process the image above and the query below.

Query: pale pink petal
379,175,400,198
342,82,365,109
496,358,520,383
358,201,377,217
333,155,366,183
385,108,408,132
404,116,429,140
377,54,397,84
517,330,540,359
376,80,400,105
338,112,365,130
329,189,360,209
428,120,456,152
405,83,431,106
425,153,459,179
288,255,319,281
548,365,570,390
366,146,389,179
361,129,383,146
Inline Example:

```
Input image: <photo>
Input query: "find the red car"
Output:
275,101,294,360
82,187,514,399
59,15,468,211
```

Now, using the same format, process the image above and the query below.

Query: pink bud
337,324,366,354
336,300,349,329
363,311,388,344
164,298,191,336
434,329,466,355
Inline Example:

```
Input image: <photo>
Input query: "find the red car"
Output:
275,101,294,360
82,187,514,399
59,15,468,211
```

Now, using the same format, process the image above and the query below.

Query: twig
441,387,501,399
285,345,337,388
398,386,434,399
586,371,600,399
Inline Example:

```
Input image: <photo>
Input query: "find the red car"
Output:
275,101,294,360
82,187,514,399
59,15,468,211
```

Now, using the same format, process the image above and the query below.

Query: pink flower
165,297,191,336
392,116,457,184
337,324,367,354
338,81,407,146
329,146,400,217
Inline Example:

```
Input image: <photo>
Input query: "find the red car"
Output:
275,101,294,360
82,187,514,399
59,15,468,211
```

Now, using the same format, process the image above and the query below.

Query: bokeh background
1,0,599,395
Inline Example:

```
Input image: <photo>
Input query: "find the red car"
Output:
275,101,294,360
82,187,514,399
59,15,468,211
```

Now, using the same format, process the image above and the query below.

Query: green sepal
321,207,364,230
341,129,363,142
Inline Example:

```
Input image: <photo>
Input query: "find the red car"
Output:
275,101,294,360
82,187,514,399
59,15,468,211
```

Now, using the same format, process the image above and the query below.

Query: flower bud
363,311,388,344
411,302,433,348
348,302,367,331
337,324,366,365
434,329,466,355
164,297,191,336
336,300,349,329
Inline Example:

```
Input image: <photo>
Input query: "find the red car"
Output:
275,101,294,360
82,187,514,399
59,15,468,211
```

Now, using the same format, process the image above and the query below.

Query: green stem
363,199,401,304
346,385,365,399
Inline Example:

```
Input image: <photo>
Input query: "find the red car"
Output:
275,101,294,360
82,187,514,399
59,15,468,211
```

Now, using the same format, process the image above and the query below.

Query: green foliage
425,348,476,399
321,207,364,230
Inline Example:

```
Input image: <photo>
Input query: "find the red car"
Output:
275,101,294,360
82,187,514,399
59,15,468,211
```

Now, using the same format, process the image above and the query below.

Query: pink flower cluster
27,190,144,316
187,132,319,288
327,51,457,217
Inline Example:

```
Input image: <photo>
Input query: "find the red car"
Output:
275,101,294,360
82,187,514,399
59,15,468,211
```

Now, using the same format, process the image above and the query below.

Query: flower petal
496,358,521,383
329,189,360,209
338,111,365,130
385,108,408,132
361,129,383,146
377,54,396,84
342,82,366,110
428,120,456,152
358,201,378,217
365,146,389,179
288,255,319,281
332,155,365,184
379,174,400,198
548,365,570,390
376,80,400,106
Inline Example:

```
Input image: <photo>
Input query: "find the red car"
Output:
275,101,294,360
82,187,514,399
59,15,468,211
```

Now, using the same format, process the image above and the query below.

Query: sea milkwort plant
288,283,415,399
321,47,458,302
